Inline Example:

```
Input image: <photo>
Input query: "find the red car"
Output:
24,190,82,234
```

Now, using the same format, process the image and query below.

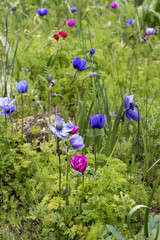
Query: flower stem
66,154,70,205
80,76,88,100
73,70,78,125
48,84,51,144
21,94,24,140
80,173,84,213
94,129,97,172
57,137,61,198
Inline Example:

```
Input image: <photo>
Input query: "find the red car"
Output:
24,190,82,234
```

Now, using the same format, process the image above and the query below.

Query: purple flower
110,1,118,8
146,28,156,36
49,116,74,139
72,57,90,71
0,97,16,117
90,114,106,129
70,155,88,173
90,49,96,55
66,19,75,27
70,7,77,13
16,80,28,94
126,18,135,27
112,95,142,122
141,36,149,43
37,8,48,16
69,135,85,150
67,124,79,134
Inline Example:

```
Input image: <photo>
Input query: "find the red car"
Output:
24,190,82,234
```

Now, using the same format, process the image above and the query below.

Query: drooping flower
110,1,118,8
49,116,74,139
125,18,135,27
68,124,79,134
54,34,59,40
90,114,106,129
141,36,149,43
37,8,48,16
70,155,88,173
69,135,85,150
0,97,16,117
146,28,156,36
90,49,96,55
16,80,28,94
112,94,142,122
59,31,68,38
66,19,75,27
70,7,77,13
124,95,141,121
72,57,90,71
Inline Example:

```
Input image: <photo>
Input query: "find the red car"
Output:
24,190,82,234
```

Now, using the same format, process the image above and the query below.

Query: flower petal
124,95,134,109
127,109,141,121
72,57,82,70
63,123,74,132
49,125,57,135
79,59,90,71
55,116,62,126
125,110,132,121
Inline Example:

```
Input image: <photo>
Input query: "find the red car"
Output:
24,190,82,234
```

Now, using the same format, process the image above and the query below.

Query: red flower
59,31,68,38
54,34,59,40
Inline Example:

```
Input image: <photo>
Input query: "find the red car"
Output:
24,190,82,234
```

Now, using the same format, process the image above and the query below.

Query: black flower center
56,123,63,130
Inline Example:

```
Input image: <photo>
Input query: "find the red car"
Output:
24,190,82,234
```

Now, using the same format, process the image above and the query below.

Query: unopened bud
88,72,97,77
36,101,41,106
12,6,17,11
47,74,53,82
52,93,57,97
51,80,56,86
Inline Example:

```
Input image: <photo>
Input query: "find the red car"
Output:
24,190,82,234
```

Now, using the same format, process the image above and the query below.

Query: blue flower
125,18,135,27
37,8,48,16
112,94,142,122
0,97,16,117
69,134,85,150
70,7,77,13
90,114,106,129
16,80,28,94
72,57,90,71
49,116,74,139
90,49,96,55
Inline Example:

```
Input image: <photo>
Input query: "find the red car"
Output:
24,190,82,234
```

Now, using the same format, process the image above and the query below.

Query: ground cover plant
0,0,160,239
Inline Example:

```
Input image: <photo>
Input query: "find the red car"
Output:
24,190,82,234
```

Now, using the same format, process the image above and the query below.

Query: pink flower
68,124,79,134
66,19,75,27
70,155,88,173
110,1,118,8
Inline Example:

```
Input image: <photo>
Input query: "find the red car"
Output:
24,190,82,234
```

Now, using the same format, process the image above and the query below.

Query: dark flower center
56,123,63,130
5,109,10,114
130,102,139,110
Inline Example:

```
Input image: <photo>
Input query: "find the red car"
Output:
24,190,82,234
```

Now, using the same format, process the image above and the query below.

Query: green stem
80,174,84,213
21,94,24,140
73,70,78,125
94,129,97,172
48,84,51,144
57,137,61,198
144,175,160,238
66,155,70,205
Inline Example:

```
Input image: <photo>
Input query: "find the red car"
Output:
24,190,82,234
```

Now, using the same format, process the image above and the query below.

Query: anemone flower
126,18,135,27
0,97,16,117
146,28,156,35
90,49,96,55
69,134,85,150
90,114,106,129
72,57,90,71
66,19,75,27
49,116,74,139
110,2,118,8
70,7,77,13
16,80,28,94
37,8,48,16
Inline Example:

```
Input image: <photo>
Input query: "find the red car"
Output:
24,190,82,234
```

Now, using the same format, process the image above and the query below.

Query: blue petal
58,130,69,139
49,125,57,135
0,111,5,115
79,59,90,71
37,9,43,16
111,115,117,117
127,109,141,121
55,116,62,126
124,95,134,109
125,110,132,121
63,123,74,132
72,57,82,70
42,8,48,15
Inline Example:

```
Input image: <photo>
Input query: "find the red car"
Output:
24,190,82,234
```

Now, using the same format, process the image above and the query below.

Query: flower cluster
54,31,68,40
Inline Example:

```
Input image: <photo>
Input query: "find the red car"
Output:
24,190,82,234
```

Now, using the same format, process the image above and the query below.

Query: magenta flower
68,124,79,134
110,1,118,8
66,19,75,27
70,155,88,173
146,28,156,35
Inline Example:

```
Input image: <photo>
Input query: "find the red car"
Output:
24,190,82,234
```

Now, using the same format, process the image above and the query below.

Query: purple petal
49,125,57,135
79,59,90,71
72,57,82,70
124,95,134,109
55,116,62,126
127,109,141,121
125,110,132,121
63,123,74,132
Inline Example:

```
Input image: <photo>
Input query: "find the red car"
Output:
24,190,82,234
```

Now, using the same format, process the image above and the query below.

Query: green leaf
127,205,149,240
106,224,127,240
